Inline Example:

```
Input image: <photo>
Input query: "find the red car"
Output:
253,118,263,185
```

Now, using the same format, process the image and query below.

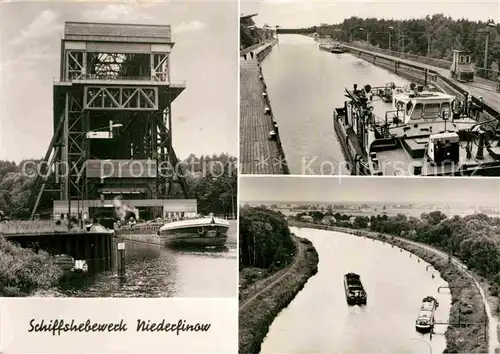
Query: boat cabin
452,50,472,66
391,87,454,125
450,50,474,82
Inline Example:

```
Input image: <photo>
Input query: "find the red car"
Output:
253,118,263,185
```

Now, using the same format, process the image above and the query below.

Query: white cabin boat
158,215,229,247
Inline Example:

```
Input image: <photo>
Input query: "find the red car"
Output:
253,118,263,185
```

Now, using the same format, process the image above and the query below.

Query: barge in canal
415,296,439,333
344,273,367,305
333,82,500,176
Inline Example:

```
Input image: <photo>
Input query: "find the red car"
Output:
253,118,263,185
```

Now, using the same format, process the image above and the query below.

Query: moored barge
333,82,500,176
158,215,229,247
415,296,439,333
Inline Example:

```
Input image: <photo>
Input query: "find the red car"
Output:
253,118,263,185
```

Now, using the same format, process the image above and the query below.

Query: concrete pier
240,40,289,174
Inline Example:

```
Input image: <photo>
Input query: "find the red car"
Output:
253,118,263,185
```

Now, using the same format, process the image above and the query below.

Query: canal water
261,34,410,175
37,220,237,298
260,227,451,354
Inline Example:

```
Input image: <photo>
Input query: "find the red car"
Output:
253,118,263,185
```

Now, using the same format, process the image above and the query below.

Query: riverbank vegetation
239,206,319,354
296,15,500,77
291,209,498,353
0,236,62,296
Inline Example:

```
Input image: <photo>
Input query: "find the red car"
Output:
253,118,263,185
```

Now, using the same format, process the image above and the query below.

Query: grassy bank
290,222,487,353
0,236,63,296
239,235,319,354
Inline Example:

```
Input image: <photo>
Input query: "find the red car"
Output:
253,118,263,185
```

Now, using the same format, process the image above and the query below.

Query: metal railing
53,76,186,86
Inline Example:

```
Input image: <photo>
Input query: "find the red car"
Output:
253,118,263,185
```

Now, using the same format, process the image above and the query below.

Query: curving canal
36,221,237,298
261,34,410,175
260,227,452,354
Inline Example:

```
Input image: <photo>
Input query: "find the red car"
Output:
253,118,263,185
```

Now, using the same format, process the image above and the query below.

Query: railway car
450,50,474,82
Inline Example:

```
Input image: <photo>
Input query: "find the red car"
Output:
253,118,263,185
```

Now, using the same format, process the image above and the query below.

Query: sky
0,0,237,162
241,0,500,28
240,176,500,207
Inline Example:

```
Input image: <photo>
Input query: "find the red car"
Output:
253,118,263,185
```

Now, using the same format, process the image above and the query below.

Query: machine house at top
29,22,195,221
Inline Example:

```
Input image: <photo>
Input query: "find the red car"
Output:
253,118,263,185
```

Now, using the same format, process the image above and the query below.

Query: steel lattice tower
29,22,194,220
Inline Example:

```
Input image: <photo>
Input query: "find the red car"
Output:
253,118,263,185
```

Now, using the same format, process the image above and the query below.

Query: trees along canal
0,154,237,220
303,15,500,76
239,206,296,271
294,210,500,290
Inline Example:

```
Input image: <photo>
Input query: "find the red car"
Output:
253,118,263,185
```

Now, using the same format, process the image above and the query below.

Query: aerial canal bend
260,227,451,354
36,221,237,298
261,34,410,175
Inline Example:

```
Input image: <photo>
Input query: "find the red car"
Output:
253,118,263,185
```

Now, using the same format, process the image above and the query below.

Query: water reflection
260,227,451,354
262,34,410,174
43,221,237,298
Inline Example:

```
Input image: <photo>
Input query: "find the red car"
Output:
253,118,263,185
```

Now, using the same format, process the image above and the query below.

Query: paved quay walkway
240,47,286,174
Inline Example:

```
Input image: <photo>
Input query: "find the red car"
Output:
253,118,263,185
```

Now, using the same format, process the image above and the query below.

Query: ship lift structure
28,22,195,221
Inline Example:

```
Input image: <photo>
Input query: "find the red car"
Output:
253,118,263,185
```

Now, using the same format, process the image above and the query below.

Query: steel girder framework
29,45,188,218
66,50,169,82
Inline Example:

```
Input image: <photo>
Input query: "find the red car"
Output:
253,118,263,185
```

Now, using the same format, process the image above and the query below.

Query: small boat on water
319,43,345,54
331,44,345,54
72,259,88,273
52,254,75,271
319,43,333,52
415,296,439,333
158,215,230,247
344,273,367,305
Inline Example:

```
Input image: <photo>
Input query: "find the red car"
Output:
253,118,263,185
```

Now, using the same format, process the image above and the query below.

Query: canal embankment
289,221,489,353
239,235,318,354
240,39,289,175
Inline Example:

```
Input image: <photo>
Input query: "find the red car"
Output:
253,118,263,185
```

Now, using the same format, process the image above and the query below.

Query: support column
84,234,91,261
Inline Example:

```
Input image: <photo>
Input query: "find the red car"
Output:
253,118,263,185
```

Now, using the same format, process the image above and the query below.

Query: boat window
410,103,423,119
441,102,451,116
466,56,471,64
406,102,413,115
396,101,404,113
423,103,441,118
459,56,464,64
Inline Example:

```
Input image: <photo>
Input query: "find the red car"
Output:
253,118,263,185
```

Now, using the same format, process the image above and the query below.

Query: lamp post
388,26,394,51
481,23,497,78
390,27,431,57
67,121,123,230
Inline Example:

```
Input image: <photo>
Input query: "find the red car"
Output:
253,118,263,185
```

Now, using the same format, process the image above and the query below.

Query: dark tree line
0,153,238,220
183,154,237,218
301,14,500,75
296,209,500,283
239,206,296,270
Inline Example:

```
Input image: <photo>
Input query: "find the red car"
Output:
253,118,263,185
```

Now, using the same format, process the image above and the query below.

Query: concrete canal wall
240,39,289,174
256,39,289,174
0,221,114,266
255,39,278,61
